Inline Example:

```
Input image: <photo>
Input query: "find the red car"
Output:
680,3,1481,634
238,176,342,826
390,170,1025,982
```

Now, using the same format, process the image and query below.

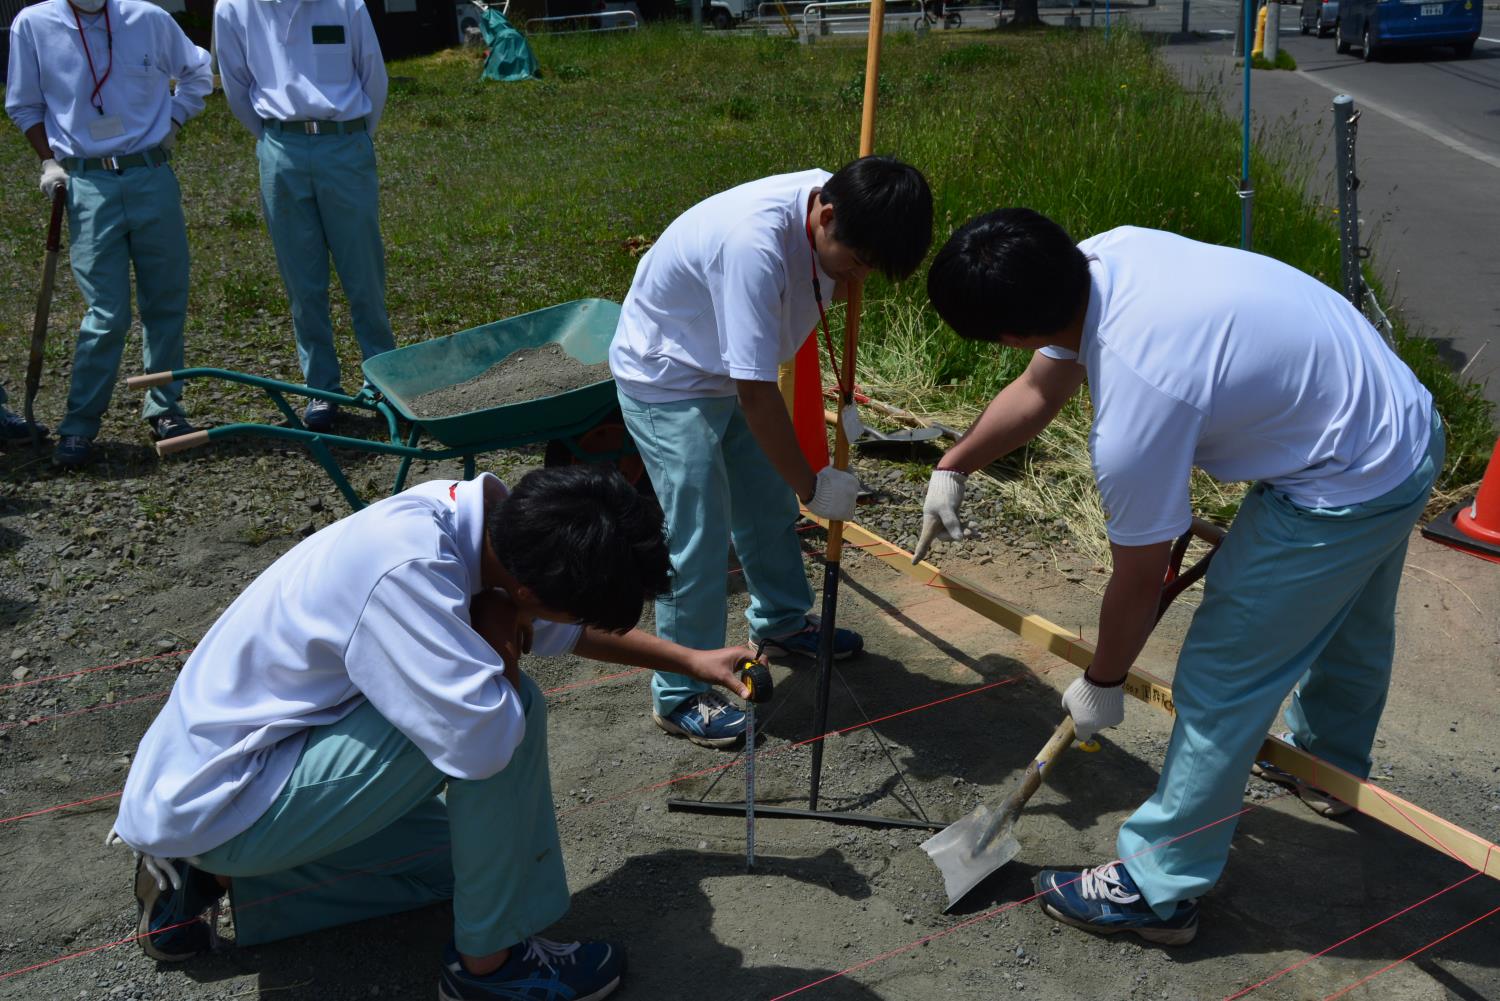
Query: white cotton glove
839,404,868,444
911,469,967,563
806,466,860,522
161,120,181,151
1062,676,1126,741
105,826,182,893
39,158,68,199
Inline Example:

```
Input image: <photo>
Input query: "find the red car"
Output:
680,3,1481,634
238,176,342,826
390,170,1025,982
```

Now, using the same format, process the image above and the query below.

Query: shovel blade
921,805,1022,912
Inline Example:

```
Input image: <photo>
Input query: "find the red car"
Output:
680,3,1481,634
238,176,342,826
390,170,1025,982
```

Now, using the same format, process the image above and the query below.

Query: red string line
0,791,122,826
1321,899,1500,1001
0,690,171,733
0,649,192,693
1221,871,1485,1000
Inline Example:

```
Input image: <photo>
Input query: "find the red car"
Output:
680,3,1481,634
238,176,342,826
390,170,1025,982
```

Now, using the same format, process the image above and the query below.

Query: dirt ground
2,438,1499,1001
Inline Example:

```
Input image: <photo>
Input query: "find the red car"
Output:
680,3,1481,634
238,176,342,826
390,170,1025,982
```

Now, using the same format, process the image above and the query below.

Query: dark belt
60,147,170,173
261,117,368,136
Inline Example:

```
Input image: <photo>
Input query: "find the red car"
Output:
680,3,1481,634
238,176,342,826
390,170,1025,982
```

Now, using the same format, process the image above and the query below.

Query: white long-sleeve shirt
5,0,211,159
212,0,388,139
112,474,581,859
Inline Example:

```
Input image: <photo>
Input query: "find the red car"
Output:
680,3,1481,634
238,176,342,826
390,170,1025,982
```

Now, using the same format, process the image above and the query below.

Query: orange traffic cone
1422,437,1500,563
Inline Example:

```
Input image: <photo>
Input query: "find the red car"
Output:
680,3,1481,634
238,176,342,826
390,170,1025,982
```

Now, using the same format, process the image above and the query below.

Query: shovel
25,189,66,448
922,715,1077,912
834,404,944,446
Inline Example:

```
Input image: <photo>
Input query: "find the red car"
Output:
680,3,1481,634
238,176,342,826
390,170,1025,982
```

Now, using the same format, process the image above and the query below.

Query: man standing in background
6,0,211,467
213,0,395,432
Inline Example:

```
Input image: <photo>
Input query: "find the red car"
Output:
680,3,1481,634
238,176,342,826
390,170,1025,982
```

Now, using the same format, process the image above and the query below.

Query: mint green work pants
256,130,394,393
1121,411,1444,916
60,163,189,438
618,390,814,716
196,674,568,955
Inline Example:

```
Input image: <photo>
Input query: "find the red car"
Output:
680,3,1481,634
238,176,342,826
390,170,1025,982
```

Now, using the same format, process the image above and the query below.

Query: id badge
88,115,126,142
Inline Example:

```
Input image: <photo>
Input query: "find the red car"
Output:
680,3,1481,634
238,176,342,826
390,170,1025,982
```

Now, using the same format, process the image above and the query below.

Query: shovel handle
974,715,1077,853
127,371,177,389
156,430,210,456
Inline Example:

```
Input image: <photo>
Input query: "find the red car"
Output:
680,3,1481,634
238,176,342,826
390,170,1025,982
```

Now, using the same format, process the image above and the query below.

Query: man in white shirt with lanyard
919,210,1441,945
609,156,933,750
110,465,757,1001
212,0,395,433
5,0,210,467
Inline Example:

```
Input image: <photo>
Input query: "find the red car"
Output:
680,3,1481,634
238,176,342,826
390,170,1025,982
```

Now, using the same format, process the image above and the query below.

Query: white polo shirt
1041,227,1433,547
212,0,388,138
112,474,581,859
5,0,211,159
609,169,836,403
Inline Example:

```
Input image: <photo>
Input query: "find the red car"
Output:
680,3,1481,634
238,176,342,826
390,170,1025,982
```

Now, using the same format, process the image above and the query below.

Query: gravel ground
3,411,1500,1001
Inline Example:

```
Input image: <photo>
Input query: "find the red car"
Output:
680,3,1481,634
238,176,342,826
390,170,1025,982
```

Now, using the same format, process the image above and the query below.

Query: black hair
819,155,934,281
926,208,1091,342
485,465,671,633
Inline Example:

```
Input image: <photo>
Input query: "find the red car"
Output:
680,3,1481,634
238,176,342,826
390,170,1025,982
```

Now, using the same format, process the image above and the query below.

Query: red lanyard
805,205,850,400
70,1,113,116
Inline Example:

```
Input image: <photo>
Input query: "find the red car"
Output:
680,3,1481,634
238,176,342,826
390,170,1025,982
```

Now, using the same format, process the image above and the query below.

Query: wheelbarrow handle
156,430,211,456
127,371,177,389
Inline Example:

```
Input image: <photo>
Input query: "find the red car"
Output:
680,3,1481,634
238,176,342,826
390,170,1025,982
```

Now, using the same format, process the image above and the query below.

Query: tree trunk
1009,0,1042,25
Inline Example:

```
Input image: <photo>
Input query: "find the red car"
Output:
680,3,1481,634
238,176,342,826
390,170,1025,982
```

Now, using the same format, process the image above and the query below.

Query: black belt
262,117,368,136
60,147,170,173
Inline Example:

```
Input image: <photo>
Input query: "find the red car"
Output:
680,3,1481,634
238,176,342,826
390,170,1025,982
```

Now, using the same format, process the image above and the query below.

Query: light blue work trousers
61,163,188,438
195,675,569,956
1121,412,1444,916
256,130,395,393
618,390,813,715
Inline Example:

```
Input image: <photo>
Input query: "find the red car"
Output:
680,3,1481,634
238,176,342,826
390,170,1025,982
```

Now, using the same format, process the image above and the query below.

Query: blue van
1337,0,1482,58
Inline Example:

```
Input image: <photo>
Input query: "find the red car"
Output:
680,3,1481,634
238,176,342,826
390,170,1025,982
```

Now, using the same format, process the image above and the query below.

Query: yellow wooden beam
805,512,1500,882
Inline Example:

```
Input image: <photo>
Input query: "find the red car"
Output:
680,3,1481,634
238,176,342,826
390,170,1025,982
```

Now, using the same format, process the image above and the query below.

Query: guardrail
799,0,926,33
524,8,639,33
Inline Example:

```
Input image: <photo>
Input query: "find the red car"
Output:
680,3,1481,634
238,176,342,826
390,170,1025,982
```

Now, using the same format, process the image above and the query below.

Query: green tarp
480,7,540,82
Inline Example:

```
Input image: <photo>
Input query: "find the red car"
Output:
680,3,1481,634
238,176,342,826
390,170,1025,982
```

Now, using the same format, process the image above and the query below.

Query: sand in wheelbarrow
407,343,611,418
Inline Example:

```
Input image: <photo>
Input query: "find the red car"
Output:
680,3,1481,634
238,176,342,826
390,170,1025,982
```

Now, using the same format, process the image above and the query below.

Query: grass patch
0,26,1486,566
1250,48,1297,70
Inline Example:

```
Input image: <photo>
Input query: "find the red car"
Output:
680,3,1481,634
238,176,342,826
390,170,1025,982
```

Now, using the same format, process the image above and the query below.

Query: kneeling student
110,466,755,1001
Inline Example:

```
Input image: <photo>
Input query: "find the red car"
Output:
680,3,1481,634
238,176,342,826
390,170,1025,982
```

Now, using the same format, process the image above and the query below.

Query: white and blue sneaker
439,936,624,1001
134,858,225,961
753,615,864,662
652,691,747,749
1034,861,1199,945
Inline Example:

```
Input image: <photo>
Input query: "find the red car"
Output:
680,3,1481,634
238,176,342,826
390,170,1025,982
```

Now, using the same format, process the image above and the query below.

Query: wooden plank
806,512,1500,882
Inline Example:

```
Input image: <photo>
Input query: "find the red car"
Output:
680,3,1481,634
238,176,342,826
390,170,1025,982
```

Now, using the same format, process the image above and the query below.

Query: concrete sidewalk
1156,40,1500,416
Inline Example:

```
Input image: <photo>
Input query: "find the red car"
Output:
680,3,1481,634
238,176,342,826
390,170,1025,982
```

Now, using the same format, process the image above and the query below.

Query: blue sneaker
0,405,46,443
52,434,94,468
652,691,746,749
134,858,225,961
1034,862,1198,945
754,616,864,662
439,936,625,1001
303,398,338,432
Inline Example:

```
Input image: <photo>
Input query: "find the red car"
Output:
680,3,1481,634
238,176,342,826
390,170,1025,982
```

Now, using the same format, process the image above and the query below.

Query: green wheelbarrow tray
126,298,629,512
363,298,621,449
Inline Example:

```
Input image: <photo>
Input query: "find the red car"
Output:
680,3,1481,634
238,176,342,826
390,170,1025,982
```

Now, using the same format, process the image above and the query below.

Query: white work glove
1062,676,1126,741
39,158,68,199
806,465,860,522
911,469,967,563
105,826,181,893
161,120,181,151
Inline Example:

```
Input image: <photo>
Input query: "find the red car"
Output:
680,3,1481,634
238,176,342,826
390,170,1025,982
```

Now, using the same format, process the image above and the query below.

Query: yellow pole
1252,1,1267,58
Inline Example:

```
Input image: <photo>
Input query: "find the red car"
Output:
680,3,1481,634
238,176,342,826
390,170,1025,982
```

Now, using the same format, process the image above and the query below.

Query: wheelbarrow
126,298,641,510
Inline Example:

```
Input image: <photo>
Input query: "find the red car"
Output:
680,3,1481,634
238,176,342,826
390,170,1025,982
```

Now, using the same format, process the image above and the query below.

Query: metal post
1333,94,1364,310
1233,0,1246,55
1264,0,1279,61
693,0,703,29
1180,0,1190,34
